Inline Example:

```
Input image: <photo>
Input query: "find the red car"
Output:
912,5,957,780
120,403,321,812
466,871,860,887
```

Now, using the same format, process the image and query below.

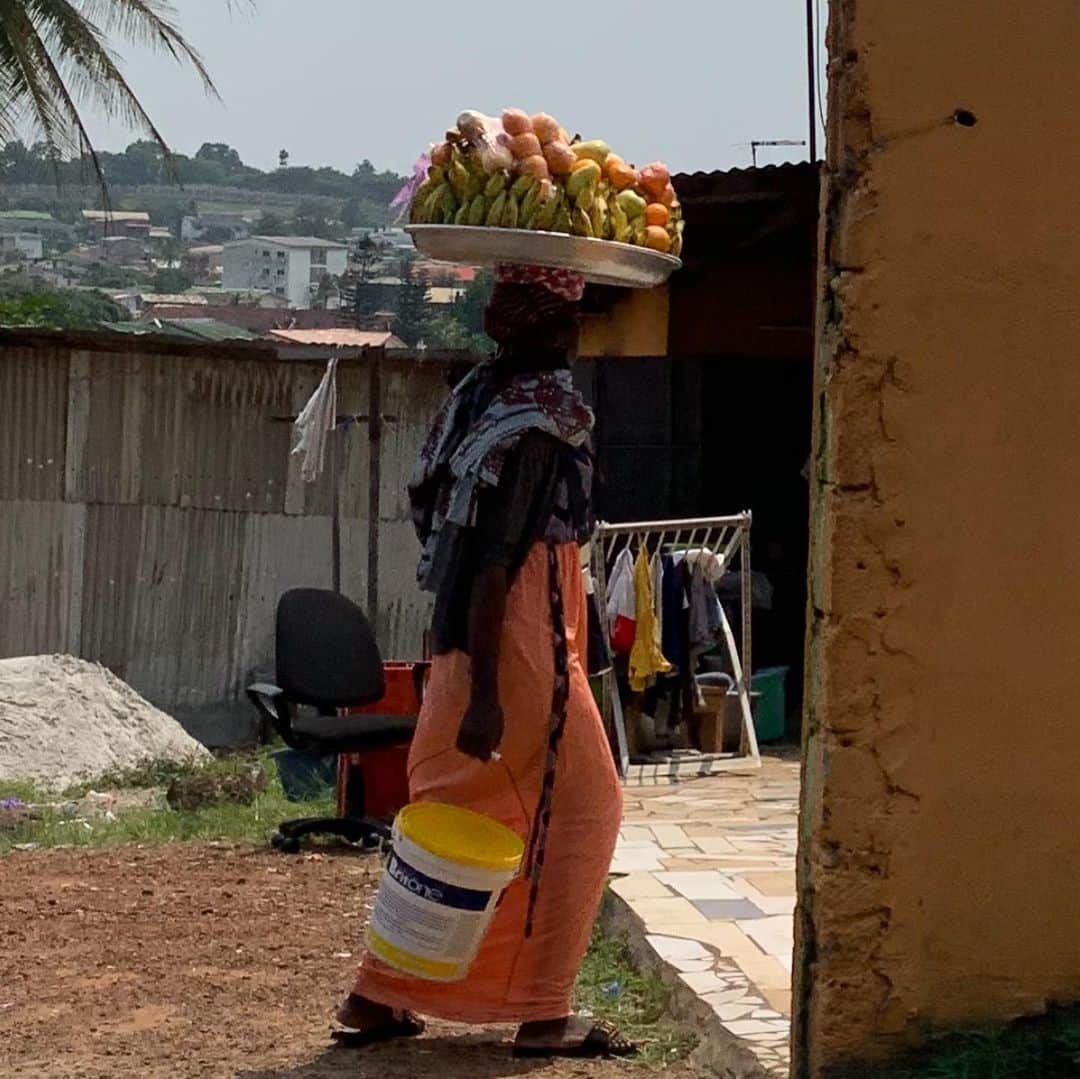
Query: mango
566,160,602,203
615,189,647,220
571,140,611,165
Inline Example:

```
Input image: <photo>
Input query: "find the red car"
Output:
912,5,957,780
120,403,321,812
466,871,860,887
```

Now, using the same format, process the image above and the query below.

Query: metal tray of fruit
407,225,681,289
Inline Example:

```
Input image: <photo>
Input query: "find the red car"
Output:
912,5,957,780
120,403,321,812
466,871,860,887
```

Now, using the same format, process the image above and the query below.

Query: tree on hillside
255,211,285,235
0,0,227,196
152,267,194,295
425,269,494,354
195,143,243,171
0,280,129,329
395,260,431,348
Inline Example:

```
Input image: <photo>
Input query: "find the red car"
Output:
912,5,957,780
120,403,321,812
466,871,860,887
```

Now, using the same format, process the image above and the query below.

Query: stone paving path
611,754,800,1077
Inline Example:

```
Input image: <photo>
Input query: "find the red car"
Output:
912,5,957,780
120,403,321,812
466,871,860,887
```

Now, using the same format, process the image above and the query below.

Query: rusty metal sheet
0,500,84,657
0,347,68,502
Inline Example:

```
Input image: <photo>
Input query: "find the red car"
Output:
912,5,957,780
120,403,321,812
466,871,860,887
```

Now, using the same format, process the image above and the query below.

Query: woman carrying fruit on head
334,261,632,1060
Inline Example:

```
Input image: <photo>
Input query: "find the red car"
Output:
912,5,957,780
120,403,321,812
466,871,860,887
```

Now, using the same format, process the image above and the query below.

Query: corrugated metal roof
137,304,347,334
673,161,820,200
245,235,348,250
82,210,150,223
108,318,257,342
142,293,209,306
267,329,407,348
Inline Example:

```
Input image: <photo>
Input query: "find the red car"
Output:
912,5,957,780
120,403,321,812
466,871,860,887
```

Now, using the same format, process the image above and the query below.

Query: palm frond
0,0,241,198
75,0,219,98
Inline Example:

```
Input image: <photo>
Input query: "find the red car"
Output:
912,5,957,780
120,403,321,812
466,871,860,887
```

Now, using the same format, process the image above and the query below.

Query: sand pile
0,655,209,791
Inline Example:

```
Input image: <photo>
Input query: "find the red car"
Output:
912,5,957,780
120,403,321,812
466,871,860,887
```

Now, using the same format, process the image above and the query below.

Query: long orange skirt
352,542,622,1023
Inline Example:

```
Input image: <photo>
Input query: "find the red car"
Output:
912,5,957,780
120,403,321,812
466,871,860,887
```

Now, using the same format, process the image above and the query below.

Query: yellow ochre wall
579,287,669,358
794,1,1080,1074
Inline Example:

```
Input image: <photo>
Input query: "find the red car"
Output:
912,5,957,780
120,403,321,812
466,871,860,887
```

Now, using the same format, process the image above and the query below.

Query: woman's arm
456,565,508,760
455,432,561,760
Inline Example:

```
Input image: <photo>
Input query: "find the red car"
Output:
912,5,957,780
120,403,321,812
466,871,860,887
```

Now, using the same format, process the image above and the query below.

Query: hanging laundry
581,544,612,676
605,547,636,655
291,357,338,483
629,547,671,692
689,560,723,650
661,556,691,677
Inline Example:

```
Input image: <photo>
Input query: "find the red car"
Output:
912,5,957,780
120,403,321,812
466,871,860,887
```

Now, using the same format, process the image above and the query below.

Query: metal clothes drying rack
591,513,760,777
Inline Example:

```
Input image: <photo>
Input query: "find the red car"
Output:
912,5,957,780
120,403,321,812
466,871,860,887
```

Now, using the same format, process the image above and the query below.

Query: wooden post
330,428,341,594
367,349,383,620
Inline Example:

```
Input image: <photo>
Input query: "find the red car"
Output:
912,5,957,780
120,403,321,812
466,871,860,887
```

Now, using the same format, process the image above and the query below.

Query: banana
520,180,541,225
421,184,446,223
571,205,594,238
467,194,487,226
610,198,631,243
553,202,572,235
511,174,534,200
439,185,458,220
454,202,470,226
590,194,608,239
485,171,509,199
533,186,561,231
463,170,484,202
502,192,520,229
486,191,507,227
631,217,647,246
448,150,469,202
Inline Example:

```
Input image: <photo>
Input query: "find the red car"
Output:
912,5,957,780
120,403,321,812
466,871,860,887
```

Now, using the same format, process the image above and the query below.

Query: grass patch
574,928,697,1068
0,747,335,854
829,1005,1080,1079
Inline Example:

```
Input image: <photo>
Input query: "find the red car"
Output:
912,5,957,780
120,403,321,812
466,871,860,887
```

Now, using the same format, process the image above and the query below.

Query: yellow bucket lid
397,802,524,873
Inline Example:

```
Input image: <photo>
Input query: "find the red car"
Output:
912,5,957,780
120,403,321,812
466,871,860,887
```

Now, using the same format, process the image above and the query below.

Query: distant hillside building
0,233,44,261
222,236,348,309
81,210,151,240
181,212,252,243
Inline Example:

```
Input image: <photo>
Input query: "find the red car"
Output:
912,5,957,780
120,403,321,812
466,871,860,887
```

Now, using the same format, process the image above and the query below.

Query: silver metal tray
406,225,681,288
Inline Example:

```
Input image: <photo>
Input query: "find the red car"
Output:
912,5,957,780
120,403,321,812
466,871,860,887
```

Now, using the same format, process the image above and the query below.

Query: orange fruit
645,203,670,227
644,225,672,253
639,162,671,199
501,108,533,136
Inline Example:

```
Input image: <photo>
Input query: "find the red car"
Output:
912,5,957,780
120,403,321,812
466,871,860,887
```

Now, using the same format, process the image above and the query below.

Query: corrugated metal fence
0,331,447,745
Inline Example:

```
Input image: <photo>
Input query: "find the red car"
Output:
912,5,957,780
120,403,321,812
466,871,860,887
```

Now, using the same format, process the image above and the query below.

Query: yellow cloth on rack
629,547,671,692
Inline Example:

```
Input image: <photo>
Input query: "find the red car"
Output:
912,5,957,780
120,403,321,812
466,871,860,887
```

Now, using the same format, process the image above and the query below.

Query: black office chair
246,588,421,853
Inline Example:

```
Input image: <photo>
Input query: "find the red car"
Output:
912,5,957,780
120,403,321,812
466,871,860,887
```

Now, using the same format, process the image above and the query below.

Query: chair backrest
275,588,385,710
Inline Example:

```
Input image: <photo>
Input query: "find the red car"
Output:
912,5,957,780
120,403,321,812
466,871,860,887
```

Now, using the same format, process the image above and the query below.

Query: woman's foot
513,1016,636,1058
331,994,425,1047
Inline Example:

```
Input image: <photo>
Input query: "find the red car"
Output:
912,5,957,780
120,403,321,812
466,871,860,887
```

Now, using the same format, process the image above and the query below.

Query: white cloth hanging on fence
605,548,636,654
291,357,338,483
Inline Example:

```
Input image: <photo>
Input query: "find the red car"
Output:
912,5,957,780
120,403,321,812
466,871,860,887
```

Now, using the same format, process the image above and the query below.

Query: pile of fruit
408,109,683,257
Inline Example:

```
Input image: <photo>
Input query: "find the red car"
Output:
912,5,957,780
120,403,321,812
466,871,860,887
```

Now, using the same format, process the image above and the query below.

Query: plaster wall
794,1,1080,1072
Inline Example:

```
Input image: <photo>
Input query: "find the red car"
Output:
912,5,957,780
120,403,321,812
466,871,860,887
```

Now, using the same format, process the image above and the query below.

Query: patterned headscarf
494,263,585,301
484,263,586,349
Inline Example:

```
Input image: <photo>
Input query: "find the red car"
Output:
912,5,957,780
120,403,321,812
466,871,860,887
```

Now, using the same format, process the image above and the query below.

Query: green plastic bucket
750,667,789,742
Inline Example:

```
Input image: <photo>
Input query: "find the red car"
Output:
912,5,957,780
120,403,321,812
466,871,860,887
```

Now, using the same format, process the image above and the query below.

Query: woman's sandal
513,1018,637,1059
330,1010,426,1048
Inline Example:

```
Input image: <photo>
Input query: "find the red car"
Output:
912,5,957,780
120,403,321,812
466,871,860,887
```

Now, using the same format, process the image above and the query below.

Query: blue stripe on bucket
386,851,492,912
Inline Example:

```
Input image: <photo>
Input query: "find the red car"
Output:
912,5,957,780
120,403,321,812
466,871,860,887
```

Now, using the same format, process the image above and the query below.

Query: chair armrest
246,683,309,750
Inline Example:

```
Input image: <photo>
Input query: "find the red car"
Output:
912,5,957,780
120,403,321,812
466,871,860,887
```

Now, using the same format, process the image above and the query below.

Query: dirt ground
0,845,692,1078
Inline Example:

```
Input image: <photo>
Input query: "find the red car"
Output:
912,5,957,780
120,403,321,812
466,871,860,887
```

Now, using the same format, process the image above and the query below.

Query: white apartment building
0,232,44,261
222,236,348,309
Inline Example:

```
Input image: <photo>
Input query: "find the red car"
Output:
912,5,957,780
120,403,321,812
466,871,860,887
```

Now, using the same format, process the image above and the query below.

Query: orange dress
352,541,622,1023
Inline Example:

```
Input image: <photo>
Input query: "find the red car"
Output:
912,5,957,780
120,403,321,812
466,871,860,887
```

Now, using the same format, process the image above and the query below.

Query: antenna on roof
743,140,807,168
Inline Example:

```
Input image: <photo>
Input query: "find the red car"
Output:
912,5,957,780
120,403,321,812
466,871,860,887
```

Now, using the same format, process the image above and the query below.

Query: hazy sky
87,0,827,177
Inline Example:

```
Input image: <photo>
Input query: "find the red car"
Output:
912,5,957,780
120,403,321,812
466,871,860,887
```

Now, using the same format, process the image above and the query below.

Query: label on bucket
370,851,495,966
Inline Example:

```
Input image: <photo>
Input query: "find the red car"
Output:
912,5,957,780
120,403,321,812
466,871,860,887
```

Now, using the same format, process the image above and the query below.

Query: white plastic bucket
366,802,524,982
